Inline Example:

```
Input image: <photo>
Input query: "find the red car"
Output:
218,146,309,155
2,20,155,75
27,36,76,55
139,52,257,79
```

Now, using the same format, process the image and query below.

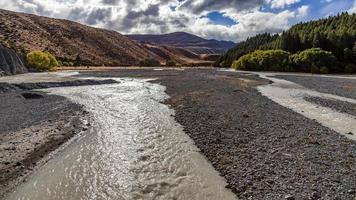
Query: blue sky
0,0,355,42
208,0,355,27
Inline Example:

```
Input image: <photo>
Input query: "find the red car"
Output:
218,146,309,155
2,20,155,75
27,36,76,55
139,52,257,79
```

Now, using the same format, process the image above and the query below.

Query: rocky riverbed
80,69,356,199
1,69,356,200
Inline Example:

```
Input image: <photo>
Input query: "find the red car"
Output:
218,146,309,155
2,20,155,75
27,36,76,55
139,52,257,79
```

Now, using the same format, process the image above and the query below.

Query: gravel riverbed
1,70,356,199
81,69,356,200
305,96,356,117
275,75,356,99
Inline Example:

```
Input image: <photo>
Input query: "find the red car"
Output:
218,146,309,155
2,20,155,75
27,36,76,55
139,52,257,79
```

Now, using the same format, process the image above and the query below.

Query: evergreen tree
215,12,356,68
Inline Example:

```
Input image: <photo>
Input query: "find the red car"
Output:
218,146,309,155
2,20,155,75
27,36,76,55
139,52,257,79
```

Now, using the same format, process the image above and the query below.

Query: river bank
0,74,119,197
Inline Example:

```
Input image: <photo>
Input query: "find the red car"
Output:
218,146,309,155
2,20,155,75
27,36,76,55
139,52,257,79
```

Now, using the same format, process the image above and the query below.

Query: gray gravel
274,75,356,99
0,79,118,94
0,91,82,133
82,69,356,200
305,96,356,117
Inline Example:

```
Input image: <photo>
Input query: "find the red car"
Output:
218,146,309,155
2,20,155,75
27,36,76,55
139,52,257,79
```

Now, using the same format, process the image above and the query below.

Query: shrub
319,66,329,74
232,50,290,71
165,60,176,66
139,58,160,67
26,51,58,72
290,48,337,73
344,64,356,73
310,65,320,73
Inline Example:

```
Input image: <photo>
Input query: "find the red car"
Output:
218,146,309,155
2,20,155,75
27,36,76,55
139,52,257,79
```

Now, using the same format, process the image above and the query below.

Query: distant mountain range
0,9,219,70
127,32,236,55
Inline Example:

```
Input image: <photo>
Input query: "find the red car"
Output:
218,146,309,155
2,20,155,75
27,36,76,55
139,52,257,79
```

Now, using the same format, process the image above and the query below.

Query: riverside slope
0,9,208,67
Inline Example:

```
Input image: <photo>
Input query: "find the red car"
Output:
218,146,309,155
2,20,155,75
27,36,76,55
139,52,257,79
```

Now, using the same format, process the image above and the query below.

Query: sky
1,0,355,42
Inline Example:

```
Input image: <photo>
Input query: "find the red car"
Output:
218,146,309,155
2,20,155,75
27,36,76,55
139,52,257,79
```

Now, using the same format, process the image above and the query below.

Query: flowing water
5,78,236,200
256,74,356,141
220,69,356,140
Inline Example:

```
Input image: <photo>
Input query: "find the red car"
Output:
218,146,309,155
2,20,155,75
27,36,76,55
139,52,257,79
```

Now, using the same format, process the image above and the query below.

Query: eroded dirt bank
80,69,356,200
0,77,118,197
0,91,85,197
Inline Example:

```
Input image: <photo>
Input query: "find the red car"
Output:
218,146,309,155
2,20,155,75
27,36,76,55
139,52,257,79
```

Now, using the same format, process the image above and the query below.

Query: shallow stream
5,78,236,200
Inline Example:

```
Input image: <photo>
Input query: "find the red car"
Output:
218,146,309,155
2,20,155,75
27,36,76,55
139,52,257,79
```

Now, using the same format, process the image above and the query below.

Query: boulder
0,44,27,75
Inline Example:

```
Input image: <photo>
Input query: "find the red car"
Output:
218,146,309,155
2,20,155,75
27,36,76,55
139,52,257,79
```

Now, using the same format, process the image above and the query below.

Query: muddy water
5,78,236,200
256,74,356,141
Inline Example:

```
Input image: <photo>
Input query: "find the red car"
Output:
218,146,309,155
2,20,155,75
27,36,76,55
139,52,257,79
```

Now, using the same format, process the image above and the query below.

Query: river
5,78,236,200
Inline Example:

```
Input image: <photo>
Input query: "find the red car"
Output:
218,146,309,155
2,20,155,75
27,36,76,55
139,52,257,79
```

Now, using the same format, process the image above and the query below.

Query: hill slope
0,9,159,66
216,13,356,68
127,32,236,55
0,9,207,67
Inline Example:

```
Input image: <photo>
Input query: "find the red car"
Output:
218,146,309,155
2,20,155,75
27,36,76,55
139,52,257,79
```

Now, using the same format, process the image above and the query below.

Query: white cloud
0,0,311,42
349,0,356,13
266,0,301,9
297,5,310,17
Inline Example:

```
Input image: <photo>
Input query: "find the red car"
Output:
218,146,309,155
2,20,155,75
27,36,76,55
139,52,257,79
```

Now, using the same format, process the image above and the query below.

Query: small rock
347,132,354,135
284,195,295,200
348,189,356,194
243,114,249,118
21,92,44,99
310,191,321,200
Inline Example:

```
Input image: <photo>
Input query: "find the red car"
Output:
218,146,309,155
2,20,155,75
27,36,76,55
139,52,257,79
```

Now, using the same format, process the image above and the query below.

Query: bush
232,50,290,71
26,51,58,72
344,64,356,73
165,60,176,66
310,65,320,73
290,48,337,73
319,66,329,74
139,58,160,67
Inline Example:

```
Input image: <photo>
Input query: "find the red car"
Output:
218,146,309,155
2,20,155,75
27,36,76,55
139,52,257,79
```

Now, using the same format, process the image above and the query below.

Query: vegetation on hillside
26,51,58,72
165,60,176,66
232,48,345,73
216,12,356,73
139,58,161,67
216,33,278,68
232,50,290,71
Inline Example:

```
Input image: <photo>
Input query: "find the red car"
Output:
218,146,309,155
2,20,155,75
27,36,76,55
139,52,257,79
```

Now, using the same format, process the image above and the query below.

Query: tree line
215,12,356,73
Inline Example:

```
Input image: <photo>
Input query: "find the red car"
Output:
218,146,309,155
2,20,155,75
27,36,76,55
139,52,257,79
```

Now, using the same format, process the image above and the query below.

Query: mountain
127,32,236,55
0,9,206,69
215,12,356,68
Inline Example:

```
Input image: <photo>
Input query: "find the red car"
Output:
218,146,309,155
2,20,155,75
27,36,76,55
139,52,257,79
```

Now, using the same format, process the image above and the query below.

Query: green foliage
290,48,337,73
216,12,356,72
139,58,160,67
344,48,353,61
232,50,290,71
165,60,176,66
320,66,330,74
26,51,58,72
215,33,279,68
61,61,74,66
344,64,356,73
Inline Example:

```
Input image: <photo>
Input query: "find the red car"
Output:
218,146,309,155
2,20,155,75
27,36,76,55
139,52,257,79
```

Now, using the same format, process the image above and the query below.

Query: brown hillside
0,9,198,66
